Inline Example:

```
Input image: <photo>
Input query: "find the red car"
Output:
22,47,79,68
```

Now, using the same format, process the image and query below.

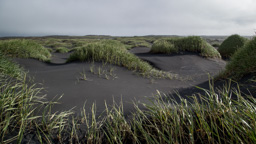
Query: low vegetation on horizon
0,35,256,143
114,37,153,49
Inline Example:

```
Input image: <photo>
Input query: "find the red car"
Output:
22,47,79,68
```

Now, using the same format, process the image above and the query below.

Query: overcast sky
0,0,256,37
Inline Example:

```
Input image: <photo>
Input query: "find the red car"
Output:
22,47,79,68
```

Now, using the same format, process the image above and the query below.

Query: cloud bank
0,0,256,36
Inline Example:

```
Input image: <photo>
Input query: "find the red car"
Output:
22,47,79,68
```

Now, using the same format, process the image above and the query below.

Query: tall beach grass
2,71,256,143
1,36,256,143
0,55,73,143
48,80,256,143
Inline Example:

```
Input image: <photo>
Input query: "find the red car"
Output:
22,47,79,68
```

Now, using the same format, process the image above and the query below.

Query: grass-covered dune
68,40,175,79
1,36,256,143
222,37,256,79
0,39,51,61
218,34,247,58
151,36,221,58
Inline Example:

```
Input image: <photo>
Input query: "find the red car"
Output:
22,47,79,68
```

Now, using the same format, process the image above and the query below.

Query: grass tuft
0,39,51,61
0,74,73,143
0,55,72,143
218,34,247,58
151,36,221,58
221,37,256,79
0,53,23,78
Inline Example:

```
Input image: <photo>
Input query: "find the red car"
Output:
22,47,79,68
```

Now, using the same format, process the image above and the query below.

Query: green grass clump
222,37,256,79
0,57,73,143
150,38,178,54
0,76,73,143
55,47,70,53
151,36,221,58
0,39,51,61
0,53,23,78
218,34,247,58
68,40,175,78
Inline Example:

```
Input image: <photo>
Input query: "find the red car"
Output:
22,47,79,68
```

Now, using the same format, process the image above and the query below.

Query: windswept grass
58,80,256,143
151,36,221,58
0,55,73,143
2,68,256,143
221,37,256,80
130,82,256,143
1,36,256,143
68,40,176,79
0,39,51,61
218,34,247,58
0,53,23,78
0,75,73,143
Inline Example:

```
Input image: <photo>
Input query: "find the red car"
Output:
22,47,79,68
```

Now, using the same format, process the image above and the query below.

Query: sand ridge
14,47,226,115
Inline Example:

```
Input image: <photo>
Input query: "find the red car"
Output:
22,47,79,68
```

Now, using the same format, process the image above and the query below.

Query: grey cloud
0,0,256,36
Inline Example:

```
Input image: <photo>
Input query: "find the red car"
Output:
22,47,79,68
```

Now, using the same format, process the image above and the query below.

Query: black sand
14,47,226,115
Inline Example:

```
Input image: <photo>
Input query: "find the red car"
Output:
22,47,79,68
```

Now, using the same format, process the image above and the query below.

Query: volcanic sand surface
14,47,226,115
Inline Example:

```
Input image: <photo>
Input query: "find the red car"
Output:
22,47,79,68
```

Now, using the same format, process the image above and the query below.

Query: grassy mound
151,36,221,58
222,37,256,79
0,39,51,61
150,38,178,54
218,34,247,58
68,40,175,78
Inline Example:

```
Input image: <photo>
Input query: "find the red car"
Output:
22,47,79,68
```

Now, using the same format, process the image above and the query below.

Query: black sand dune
14,47,226,115
130,47,226,79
